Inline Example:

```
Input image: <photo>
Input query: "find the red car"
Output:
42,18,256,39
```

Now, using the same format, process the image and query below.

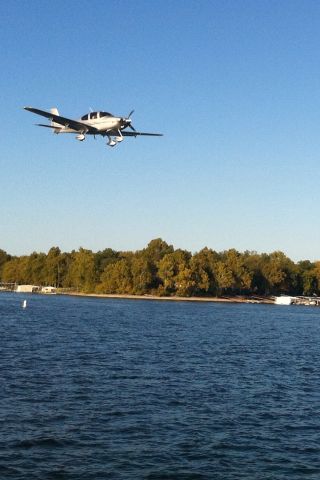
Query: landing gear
76,133,86,141
106,131,123,148
107,136,117,147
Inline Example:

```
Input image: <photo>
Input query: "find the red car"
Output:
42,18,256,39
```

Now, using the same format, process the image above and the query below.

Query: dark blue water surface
1,293,320,479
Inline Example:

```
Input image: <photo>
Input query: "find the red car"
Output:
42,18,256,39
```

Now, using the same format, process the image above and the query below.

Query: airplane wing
121,131,163,136
24,107,100,134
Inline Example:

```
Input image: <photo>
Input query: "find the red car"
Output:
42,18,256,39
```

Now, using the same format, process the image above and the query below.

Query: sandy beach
61,292,274,304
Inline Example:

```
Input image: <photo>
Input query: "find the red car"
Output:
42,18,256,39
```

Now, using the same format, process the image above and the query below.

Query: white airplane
24,106,163,147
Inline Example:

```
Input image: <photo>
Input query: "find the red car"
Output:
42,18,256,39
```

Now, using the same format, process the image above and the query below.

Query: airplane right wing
121,131,163,136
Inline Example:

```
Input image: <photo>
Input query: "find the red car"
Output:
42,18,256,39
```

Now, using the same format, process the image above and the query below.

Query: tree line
0,239,319,297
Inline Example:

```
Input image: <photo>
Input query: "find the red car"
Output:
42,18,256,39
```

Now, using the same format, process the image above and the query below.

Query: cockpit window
82,111,112,120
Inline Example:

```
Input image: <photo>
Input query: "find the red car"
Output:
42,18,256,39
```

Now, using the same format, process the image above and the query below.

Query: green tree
158,249,192,295
190,247,220,295
25,252,47,285
130,256,153,294
296,260,316,295
175,266,196,296
66,248,96,292
45,247,61,286
2,240,317,298
261,251,298,295
219,249,252,293
0,249,10,279
1,258,20,283
243,252,269,294
311,261,320,295
95,248,119,278
99,258,132,294
214,261,234,294
141,238,174,290
143,238,174,262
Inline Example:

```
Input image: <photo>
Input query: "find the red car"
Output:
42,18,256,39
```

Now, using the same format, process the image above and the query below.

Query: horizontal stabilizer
36,123,62,129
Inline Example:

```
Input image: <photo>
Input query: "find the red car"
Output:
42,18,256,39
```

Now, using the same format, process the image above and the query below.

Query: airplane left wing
24,107,100,134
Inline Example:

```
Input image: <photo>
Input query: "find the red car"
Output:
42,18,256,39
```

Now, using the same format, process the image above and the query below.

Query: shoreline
60,292,274,304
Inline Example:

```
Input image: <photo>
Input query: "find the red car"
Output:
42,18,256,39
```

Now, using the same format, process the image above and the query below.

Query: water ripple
1,293,320,479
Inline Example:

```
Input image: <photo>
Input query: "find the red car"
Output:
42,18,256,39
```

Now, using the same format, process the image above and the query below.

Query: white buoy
22,299,27,309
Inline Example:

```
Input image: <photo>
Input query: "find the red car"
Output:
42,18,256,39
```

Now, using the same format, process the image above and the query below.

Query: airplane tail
50,107,61,130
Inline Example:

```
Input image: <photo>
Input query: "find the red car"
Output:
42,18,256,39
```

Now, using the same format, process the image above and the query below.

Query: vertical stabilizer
50,107,59,116
50,107,61,129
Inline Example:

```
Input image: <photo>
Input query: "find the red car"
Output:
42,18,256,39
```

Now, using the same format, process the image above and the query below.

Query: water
1,293,320,479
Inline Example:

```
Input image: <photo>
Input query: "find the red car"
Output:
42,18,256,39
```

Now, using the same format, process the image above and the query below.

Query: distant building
41,286,56,294
16,285,40,293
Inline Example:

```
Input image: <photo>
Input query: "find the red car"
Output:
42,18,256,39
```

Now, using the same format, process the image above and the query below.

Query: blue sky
1,0,320,260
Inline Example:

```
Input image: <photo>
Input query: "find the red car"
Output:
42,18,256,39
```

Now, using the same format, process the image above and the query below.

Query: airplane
24,106,163,147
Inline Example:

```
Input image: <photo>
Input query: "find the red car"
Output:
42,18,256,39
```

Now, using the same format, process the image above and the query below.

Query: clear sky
1,0,320,261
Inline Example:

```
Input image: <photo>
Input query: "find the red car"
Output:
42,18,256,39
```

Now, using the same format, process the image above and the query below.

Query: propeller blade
128,109,134,118
129,124,136,132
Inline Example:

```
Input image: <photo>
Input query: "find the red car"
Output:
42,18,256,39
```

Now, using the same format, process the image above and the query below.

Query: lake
1,292,320,479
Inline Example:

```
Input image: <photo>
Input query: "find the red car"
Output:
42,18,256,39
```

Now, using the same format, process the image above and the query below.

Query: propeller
121,110,136,134
127,110,136,133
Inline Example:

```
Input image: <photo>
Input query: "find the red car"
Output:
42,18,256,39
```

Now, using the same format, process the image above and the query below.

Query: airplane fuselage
53,111,123,135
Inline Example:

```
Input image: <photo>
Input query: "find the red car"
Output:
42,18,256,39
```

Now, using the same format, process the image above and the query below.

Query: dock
275,295,320,306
